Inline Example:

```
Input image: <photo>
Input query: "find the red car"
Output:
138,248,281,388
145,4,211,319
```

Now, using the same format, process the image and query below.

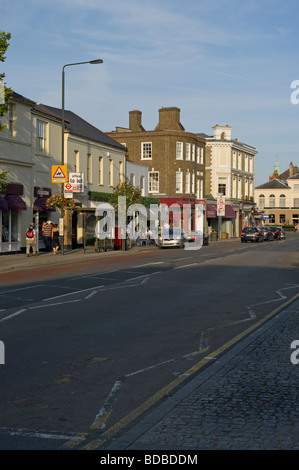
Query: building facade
0,93,126,253
255,162,299,227
198,125,258,237
107,107,205,231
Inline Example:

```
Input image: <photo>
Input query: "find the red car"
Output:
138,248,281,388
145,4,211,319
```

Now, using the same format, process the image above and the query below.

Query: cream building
255,162,299,227
0,93,126,253
198,125,258,237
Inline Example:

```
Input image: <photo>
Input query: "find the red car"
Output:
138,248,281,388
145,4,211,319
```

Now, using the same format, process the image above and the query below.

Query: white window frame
185,172,190,193
37,119,47,154
192,144,195,161
148,171,159,193
176,170,183,193
186,143,191,161
141,142,152,160
176,142,183,160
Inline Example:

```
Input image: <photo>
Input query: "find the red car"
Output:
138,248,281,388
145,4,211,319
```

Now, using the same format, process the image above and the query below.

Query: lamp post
60,59,103,254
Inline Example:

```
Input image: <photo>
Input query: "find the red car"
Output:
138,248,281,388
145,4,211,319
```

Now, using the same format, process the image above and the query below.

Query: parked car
157,228,186,248
240,227,264,243
268,226,280,239
184,231,209,248
258,226,274,241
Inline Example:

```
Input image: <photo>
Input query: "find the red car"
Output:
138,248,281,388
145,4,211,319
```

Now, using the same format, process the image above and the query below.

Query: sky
1,0,299,186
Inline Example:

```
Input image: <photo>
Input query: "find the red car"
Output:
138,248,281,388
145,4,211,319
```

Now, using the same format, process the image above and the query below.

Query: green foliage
88,191,112,202
88,190,161,212
109,181,142,214
140,196,160,208
0,31,13,132
0,170,10,193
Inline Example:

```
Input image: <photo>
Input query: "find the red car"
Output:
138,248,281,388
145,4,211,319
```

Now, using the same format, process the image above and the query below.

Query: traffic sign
52,165,67,183
217,196,225,217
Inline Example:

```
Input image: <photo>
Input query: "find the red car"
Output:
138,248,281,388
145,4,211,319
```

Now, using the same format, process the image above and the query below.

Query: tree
0,31,13,132
109,181,142,215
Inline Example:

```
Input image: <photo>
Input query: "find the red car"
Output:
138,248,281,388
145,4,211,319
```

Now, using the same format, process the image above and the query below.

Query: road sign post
217,196,225,239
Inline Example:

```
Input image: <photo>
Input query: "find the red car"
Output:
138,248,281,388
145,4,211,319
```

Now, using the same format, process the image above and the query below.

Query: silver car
157,228,186,248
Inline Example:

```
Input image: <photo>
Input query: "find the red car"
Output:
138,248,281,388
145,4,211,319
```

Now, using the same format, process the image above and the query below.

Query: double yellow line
64,292,299,450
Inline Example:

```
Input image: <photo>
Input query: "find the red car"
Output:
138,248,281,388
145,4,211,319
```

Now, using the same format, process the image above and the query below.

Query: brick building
106,107,205,230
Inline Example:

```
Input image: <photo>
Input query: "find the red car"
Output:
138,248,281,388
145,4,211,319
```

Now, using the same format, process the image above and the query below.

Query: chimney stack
129,110,145,131
155,107,185,131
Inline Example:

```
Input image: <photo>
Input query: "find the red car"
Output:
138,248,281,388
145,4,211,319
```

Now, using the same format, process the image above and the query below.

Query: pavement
103,295,299,450
0,243,162,282
0,237,236,280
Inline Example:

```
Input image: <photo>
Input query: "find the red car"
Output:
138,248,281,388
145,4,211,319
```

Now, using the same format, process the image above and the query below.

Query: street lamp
60,59,103,254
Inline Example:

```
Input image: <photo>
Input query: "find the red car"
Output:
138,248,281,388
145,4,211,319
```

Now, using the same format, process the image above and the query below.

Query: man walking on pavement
26,223,36,257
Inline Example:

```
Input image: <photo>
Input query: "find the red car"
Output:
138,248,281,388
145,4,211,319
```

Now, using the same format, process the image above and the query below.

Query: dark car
241,227,264,243
258,226,274,241
268,226,280,239
184,231,209,248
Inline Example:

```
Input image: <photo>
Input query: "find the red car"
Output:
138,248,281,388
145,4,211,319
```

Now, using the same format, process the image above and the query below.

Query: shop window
279,214,286,224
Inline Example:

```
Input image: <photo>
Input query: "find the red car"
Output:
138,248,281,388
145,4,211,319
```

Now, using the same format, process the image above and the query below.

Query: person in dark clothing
51,224,60,255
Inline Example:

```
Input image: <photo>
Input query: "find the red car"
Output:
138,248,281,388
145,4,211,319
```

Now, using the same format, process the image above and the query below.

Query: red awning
0,196,8,211
5,195,27,211
33,197,56,212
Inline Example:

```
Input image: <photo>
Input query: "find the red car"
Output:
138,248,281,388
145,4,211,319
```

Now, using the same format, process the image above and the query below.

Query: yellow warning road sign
52,165,67,183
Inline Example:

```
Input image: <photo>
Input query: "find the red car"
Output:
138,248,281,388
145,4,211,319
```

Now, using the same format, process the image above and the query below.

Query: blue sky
2,0,299,186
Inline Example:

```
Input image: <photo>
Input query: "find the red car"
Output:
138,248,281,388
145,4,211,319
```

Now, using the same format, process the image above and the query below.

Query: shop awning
206,204,217,218
224,205,237,218
5,195,27,211
33,197,56,212
0,196,8,211
206,204,236,218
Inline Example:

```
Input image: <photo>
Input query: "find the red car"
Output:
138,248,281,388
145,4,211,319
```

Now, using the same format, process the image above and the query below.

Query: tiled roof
34,103,125,150
288,172,299,179
255,178,289,189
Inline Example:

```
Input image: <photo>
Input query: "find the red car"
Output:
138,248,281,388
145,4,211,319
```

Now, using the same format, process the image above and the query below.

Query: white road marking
0,426,84,442
0,309,27,323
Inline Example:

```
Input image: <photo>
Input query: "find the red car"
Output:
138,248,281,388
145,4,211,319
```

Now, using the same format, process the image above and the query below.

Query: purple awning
206,204,217,218
33,197,56,212
206,204,236,218
224,205,237,218
5,195,27,211
0,196,8,211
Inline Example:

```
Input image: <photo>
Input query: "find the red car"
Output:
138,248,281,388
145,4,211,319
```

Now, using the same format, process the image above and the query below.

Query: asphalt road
0,234,298,450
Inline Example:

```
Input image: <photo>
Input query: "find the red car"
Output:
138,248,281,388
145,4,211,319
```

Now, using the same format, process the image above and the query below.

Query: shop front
32,187,56,252
205,201,237,240
0,183,27,253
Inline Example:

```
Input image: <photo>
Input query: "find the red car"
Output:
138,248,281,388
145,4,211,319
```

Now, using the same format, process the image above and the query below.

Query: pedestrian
52,224,60,255
146,227,152,246
26,223,36,257
42,220,52,252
